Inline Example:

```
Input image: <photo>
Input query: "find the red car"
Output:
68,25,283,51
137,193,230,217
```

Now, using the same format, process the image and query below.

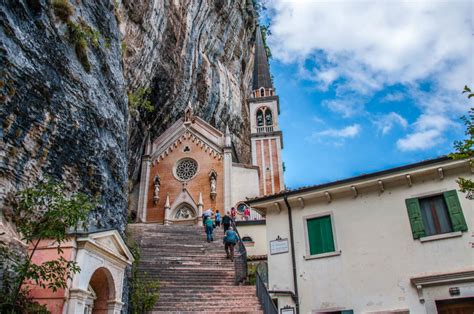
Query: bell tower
249,26,284,195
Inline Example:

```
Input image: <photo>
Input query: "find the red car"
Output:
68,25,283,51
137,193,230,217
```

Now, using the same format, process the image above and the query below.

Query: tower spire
252,25,273,91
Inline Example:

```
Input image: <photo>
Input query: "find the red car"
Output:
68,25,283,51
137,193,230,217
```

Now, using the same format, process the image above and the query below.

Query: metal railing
230,219,247,285
256,271,278,314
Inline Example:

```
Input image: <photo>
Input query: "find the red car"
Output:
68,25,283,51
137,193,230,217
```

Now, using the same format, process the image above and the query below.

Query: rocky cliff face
0,0,256,235
122,0,255,182
0,0,129,235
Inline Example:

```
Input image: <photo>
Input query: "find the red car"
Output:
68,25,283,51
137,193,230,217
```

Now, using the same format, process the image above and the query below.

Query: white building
247,157,473,314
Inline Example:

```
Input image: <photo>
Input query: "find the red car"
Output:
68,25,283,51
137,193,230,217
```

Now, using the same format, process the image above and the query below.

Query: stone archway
88,267,115,314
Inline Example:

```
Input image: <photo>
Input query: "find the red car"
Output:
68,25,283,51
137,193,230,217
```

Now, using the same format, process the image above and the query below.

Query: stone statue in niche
209,170,217,200
184,103,194,124
153,175,160,205
175,207,193,219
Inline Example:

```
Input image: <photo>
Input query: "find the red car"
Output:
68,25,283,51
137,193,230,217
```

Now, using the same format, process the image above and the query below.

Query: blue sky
261,0,473,189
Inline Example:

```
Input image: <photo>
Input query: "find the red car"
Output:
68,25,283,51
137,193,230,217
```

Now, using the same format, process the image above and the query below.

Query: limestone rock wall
0,0,129,234
0,0,256,234
122,0,256,183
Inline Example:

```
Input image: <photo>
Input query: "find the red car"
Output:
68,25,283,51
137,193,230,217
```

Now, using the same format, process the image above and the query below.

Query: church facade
135,26,284,224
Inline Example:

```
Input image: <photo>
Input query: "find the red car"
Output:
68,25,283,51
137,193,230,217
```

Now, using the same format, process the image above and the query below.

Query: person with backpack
215,210,221,227
205,216,214,242
223,226,238,261
222,211,232,234
202,208,212,231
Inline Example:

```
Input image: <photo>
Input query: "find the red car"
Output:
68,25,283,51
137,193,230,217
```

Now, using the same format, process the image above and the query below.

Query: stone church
135,26,284,224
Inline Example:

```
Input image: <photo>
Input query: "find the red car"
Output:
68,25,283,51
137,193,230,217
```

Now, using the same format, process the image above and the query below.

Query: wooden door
436,298,474,314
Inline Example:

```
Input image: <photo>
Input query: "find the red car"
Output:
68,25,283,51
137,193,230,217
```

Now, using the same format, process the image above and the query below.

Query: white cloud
268,0,473,151
373,112,408,135
381,92,405,102
269,0,472,91
312,115,325,124
322,99,364,118
397,129,442,151
310,124,361,141
396,113,455,151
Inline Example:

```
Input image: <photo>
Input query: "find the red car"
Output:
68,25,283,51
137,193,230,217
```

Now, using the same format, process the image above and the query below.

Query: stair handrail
230,219,247,285
256,271,278,314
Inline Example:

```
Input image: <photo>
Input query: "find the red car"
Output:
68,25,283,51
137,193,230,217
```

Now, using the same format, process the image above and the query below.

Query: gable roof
148,116,225,163
75,229,134,265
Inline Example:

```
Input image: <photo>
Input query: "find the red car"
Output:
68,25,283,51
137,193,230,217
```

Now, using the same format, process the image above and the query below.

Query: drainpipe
284,195,300,314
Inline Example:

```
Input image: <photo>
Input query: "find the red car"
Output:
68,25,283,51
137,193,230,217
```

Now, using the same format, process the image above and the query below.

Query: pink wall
27,238,75,314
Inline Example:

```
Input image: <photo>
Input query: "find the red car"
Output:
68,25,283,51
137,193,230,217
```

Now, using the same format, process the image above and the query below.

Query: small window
265,109,273,126
307,215,335,255
183,146,191,152
260,88,265,97
256,109,264,127
406,190,468,239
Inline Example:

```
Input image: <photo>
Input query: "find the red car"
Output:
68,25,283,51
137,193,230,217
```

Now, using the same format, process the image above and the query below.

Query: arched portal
88,267,115,314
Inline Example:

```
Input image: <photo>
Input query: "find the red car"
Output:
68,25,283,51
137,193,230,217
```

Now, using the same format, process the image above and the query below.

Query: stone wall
0,0,128,235
0,0,257,237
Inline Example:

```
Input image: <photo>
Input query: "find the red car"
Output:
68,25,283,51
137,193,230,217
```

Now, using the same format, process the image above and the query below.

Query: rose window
175,158,198,181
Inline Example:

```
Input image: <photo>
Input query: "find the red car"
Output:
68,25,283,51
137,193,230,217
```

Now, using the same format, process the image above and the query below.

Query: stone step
127,223,261,312
153,306,262,312
151,311,262,314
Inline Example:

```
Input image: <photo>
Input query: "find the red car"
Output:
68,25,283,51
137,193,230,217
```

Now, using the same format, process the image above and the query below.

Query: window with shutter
443,190,468,232
406,198,426,239
307,215,335,255
406,190,467,239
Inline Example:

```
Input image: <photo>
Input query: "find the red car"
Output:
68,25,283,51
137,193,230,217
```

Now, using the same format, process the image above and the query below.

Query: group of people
202,208,239,261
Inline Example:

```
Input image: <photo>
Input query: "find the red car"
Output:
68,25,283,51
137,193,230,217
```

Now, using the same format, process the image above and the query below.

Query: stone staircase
128,223,263,313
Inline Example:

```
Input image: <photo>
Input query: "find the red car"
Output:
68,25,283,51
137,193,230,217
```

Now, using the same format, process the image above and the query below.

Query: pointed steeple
252,26,273,90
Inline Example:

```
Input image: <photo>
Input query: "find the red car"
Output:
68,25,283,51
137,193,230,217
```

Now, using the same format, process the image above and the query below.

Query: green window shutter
307,216,335,255
406,198,425,239
443,190,468,232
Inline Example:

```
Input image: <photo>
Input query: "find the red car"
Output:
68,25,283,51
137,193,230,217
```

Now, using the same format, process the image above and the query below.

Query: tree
450,86,474,199
128,238,160,314
0,179,95,313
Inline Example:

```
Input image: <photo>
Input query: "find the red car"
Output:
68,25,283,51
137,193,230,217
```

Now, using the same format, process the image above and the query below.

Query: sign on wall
281,307,295,314
270,238,289,255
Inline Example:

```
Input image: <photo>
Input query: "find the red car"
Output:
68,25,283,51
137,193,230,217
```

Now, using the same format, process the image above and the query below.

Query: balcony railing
256,126,274,133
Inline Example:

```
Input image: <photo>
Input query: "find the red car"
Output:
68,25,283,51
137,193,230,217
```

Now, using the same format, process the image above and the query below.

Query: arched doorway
87,267,115,314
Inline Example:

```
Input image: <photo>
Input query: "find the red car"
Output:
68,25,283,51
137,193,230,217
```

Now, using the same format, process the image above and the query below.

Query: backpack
205,219,213,227
225,230,238,244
